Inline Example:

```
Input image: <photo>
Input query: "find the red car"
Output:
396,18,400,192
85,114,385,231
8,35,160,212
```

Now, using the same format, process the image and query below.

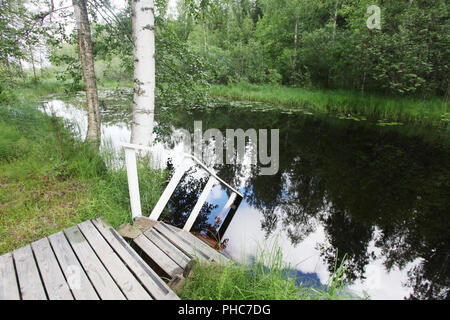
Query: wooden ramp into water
0,216,229,300
130,217,229,279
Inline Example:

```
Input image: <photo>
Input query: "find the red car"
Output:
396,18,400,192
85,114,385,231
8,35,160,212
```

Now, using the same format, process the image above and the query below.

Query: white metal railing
122,143,243,232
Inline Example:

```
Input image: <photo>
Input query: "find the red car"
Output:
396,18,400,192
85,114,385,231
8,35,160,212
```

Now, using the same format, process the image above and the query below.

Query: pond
41,89,450,300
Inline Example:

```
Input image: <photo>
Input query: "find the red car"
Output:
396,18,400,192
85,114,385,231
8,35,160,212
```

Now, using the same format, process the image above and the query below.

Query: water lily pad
376,121,404,126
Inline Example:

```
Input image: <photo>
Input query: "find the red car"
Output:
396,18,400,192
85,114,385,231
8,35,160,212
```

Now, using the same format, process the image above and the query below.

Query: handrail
122,143,243,197
122,143,243,232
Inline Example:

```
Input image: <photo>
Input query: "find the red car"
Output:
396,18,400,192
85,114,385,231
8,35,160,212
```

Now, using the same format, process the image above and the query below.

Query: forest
2,1,449,116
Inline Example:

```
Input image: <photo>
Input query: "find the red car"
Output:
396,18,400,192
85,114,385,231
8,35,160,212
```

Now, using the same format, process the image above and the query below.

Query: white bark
29,48,37,82
332,1,338,40
131,0,156,147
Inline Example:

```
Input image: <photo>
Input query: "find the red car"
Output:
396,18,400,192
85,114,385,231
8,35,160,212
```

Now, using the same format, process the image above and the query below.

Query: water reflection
41,91,450,300
168,107,450,300
160,164,218,233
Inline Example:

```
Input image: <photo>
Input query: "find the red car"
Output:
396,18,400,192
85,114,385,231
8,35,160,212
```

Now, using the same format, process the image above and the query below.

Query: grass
180,237,358,300
97,79,133,89
210,83,449,127
0,84,166,254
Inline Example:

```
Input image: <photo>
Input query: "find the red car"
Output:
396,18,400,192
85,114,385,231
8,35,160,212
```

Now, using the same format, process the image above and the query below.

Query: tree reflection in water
160,106,449,300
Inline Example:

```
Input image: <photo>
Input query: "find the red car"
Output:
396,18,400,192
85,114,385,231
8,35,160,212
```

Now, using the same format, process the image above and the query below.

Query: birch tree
130,0,156,147
72,0,101,145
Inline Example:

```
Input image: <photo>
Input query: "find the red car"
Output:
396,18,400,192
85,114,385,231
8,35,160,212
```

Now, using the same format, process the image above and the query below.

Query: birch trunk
328,0,339,87
361,71,366,94
30,48,37,82
39,48,43,78
444,81,450,105
130,0,155,147
292,18,299,84
72,0,101,145
203,22,208,53
4,54,11,75
332,0,338,40
18,58,25,81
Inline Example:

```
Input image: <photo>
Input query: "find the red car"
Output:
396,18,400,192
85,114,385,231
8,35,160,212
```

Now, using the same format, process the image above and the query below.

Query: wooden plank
13,245,47,300
0,253,20,300
167,223,227,262
48,232,99,300
77,220,151,300
173,227,229,264
153,222,210,263
144,228,191,269
91,218,179,300
183,176,217,231
134,234,184,278
31,238,73,300
64,225,125,300
165,222,227,262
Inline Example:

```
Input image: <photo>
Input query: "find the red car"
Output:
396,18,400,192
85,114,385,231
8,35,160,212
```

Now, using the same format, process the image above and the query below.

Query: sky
110,0,178,16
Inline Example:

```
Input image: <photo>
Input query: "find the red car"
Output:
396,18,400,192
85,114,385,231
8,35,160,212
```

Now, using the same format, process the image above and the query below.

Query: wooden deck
132,219,229,279
0,217,193,300
0,216,230,300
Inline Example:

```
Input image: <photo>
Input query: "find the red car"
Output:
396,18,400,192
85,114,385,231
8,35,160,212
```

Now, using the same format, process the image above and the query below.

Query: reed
180,237,358,300
210,83,449,127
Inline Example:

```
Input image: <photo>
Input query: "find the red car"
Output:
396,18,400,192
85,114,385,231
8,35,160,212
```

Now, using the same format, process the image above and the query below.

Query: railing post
149,158,190,221
183,176,217,232
217,192,242,240
124,147,142,220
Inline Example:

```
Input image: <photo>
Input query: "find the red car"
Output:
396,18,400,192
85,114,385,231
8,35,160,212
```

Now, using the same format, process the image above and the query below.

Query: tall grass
0,88,165,254
180,237,357,300
211,83,449,127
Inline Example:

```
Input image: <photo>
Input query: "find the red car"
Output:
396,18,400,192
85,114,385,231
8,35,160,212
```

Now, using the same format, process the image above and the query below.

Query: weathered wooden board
153,222,211,262
13,245,47,300
91,217,179,300
76,221,150,300
64,225,126,300
183,176,217,232
78,220,152,300
144,228,191,269
31,238,73,300
48,232,99,300
0,253,20,300
134,234,184,278
172,226,229,264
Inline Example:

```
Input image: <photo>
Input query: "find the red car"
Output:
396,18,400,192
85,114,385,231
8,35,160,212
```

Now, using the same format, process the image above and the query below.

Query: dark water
161,106,450,300
43,92,450,300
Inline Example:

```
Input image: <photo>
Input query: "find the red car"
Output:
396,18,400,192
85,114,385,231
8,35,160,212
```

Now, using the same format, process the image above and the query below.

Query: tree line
177,0,449,97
